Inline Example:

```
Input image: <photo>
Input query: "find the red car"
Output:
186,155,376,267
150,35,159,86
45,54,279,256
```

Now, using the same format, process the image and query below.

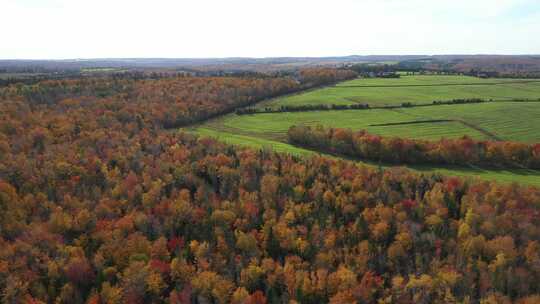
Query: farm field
189,75,540,186
257,75,540,108
204,102,540,142
208,110,489,140
397,102,540,142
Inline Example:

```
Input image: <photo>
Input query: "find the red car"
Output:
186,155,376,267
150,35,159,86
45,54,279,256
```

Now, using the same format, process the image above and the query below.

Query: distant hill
401,55,540,75
0,56,426,73
2,55,540,75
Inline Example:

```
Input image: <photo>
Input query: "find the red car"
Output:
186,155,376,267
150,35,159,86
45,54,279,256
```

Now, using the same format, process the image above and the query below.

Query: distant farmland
186,74,540,186
256,75,540,108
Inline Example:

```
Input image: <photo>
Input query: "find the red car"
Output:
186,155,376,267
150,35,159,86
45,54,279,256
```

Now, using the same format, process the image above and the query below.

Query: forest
287,125,540,169
0,68,357,128
1,69,540,304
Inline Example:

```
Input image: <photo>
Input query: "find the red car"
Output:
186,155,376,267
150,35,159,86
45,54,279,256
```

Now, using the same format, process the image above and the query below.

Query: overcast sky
2,0,540,59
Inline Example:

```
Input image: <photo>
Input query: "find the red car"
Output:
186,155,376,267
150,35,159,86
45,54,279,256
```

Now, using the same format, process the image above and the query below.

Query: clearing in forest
256,75,540,108
187,75,540,186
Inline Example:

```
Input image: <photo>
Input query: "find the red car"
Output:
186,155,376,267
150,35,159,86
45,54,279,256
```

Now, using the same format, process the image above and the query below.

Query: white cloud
0,0,538,59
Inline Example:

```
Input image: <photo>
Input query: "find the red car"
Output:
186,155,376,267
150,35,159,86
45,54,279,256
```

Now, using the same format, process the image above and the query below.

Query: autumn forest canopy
287,125,540,169
1,63,540,304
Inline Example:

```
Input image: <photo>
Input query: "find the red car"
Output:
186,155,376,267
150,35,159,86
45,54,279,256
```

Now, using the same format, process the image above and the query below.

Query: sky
1,0,540,59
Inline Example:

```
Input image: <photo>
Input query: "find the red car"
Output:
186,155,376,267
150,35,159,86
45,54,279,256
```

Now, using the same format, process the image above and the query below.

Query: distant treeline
236,98,490,115
355,60,540,79
0,70,274,87
287,125,540,169
1,66,359,88
348,64,402,78
460,70,540,79
349,63,471,77
236,103,370,115
0,71,181,87
491,73,540,79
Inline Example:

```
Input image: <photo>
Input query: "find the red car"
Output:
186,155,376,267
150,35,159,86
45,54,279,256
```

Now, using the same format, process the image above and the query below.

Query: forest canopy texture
1,71,540,304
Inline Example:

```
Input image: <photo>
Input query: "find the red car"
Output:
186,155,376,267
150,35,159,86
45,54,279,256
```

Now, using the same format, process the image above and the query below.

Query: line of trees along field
1,71,540,303
236,98,490,115
288,125,540,169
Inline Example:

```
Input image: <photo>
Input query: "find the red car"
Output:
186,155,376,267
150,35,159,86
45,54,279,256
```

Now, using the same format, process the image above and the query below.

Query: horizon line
2,54,540,61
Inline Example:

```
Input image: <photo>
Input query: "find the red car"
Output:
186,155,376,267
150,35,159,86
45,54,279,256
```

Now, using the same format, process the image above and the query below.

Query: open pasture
212,102,540,142
257,75,540,108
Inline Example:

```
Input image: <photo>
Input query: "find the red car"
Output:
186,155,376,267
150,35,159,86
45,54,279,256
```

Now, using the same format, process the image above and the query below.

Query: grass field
257,75,540,108
187,75,540,186
213,110,489,140
194,127,315,156
398,102,540,142
211,102,540,142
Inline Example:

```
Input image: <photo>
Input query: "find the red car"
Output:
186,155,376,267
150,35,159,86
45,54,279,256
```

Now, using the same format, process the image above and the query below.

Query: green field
209,102,540,142
194,127,314,156
187,75,540,186
257,75,540,108
210,110,485,140
397,102,540,142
